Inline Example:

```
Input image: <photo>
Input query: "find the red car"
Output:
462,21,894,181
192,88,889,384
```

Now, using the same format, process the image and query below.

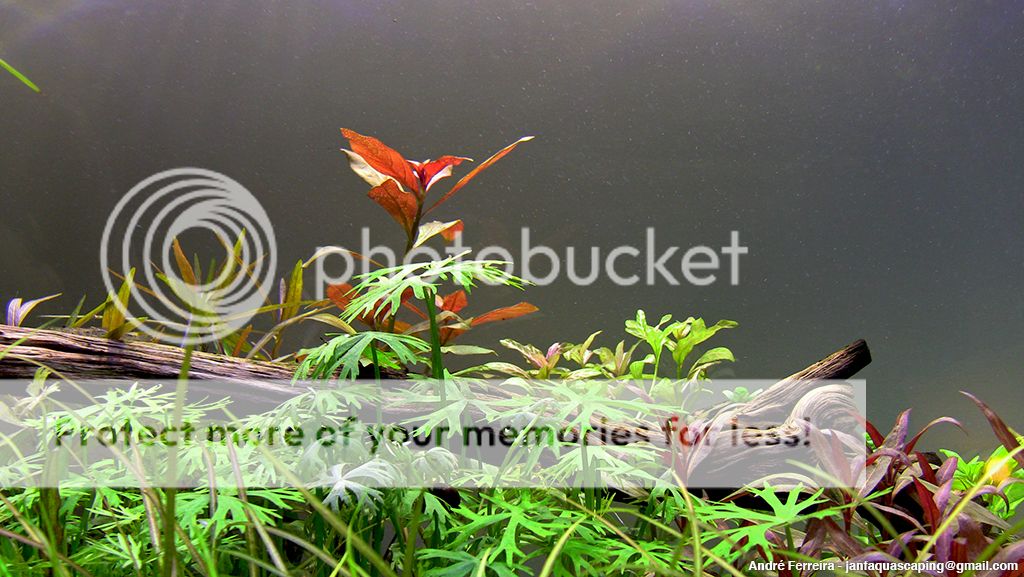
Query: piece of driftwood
1,324,870,384
1,323,870,420
0,324,302,402
727,338,870,429
680,340,871,485
1,324,870,403
0,324,870,430
0,325,295,381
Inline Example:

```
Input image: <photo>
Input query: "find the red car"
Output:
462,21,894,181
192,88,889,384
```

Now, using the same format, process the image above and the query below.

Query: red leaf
368,179,419,238
962,391,1024,469
326,283,356,310
439,326,465,345
403,300,427,320
915,452,938,485
341,128,421,193
905,416,964,454
441,290,469,313
425,136,533,214
470,302,539,327
818,519,869,558
328,282,379,328
440,220,463,241
885,410,912,449
912,477,940,530
865,420,885,448
416,156,471,193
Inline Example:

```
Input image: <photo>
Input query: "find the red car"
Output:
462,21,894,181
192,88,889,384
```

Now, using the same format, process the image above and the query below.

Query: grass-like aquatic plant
1,58,40,93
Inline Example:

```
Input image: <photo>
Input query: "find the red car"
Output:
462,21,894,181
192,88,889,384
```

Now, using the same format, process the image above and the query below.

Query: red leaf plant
429,290,538,345
702,405,1024,574
340,128,533,253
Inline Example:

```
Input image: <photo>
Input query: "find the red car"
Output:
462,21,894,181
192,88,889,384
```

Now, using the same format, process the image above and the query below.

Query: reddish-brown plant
340,128,533,253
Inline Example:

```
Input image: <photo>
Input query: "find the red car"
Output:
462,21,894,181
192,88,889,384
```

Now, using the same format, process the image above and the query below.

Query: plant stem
371,346,382,383
401,492,424,577
405,202,424,256
163,345,193,577
371,346,384,442
424,292,445,389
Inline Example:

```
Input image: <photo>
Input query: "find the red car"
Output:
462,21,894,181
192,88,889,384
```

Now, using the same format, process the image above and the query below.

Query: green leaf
628,354,654,379
454,362,530,378
296,331,429,380
280,259,304,322
688,346,735,379
670,318,738,370
64,294,87,328
70,298,108,329
103,269,136,339
5,293,60,327
440,345,495,356
451,491,571,566
342,255,527,324
562,331,601,366
0,58,40,93
697,486,835,563
413,220,464,248
306,313,356,334
625,310,676,374
539,519,585,577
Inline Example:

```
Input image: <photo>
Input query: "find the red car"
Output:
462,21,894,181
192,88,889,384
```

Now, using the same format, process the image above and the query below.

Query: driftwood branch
1,325,870,384
0,325,295,381
0,324,300,401
688,340,871,484
728,338,871,428
1,324,871,424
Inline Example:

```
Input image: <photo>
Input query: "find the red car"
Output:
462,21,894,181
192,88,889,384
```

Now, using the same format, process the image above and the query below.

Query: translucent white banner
0,378,866,489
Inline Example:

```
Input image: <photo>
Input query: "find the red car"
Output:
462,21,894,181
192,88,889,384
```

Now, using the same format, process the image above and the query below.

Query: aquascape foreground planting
1,128,1023,577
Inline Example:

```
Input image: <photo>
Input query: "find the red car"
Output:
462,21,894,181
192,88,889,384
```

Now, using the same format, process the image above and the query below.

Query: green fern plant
296,331,430,381
341,255,527,324
341,255,528,380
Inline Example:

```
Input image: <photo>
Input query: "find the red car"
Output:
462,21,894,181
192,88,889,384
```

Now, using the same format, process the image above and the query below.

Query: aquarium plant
0,58,40,93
